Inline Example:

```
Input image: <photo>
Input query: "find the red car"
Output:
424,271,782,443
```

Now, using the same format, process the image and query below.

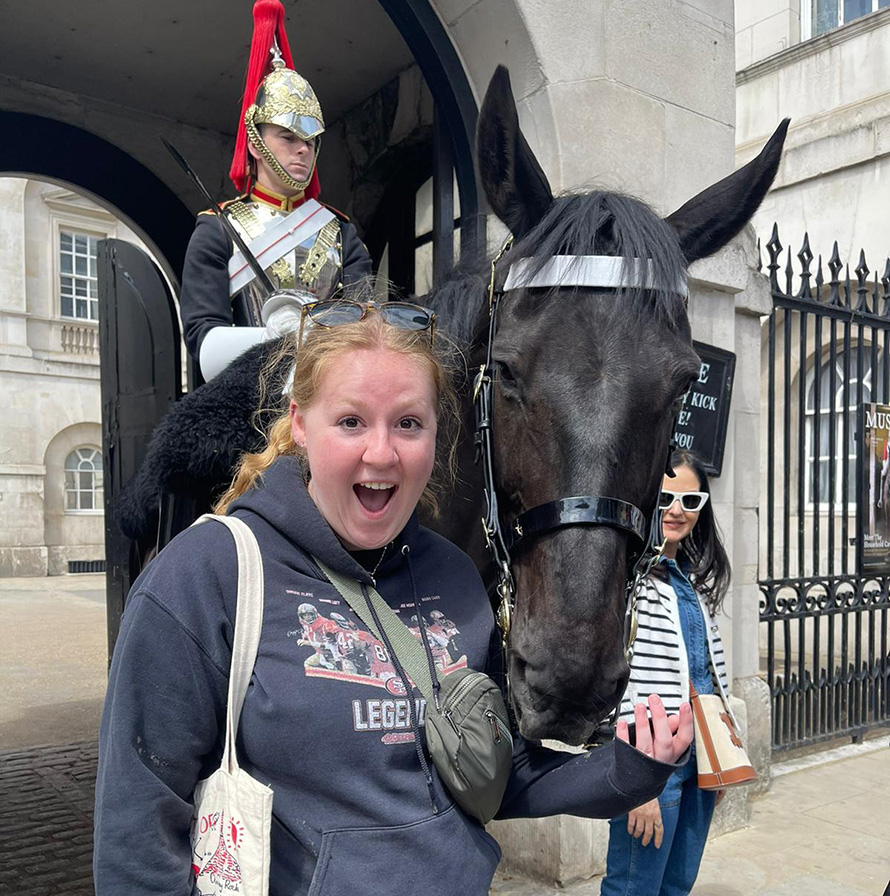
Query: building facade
0,178,153,576
735,3,890,763
736,3,889,266
736,1,890,592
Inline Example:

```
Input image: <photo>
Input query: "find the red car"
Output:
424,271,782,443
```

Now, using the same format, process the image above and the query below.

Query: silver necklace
370,544,389,581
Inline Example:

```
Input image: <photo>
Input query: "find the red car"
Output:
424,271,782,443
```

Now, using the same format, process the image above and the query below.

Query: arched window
805,348,874,506
64,446,103,512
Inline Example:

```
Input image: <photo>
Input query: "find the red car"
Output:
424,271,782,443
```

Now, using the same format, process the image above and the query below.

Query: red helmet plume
229,0,321,199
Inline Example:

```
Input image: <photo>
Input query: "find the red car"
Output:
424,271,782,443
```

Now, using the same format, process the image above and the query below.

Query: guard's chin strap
475,239,682,738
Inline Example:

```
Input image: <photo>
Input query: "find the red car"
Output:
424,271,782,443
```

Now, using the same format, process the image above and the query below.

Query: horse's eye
494,360,522,401
672,382,694,413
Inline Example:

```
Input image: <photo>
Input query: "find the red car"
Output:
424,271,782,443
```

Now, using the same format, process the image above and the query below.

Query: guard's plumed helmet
248,54,324,145
230,0,323,197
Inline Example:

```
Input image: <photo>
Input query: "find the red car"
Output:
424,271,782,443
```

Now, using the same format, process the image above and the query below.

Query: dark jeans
600,754,716,896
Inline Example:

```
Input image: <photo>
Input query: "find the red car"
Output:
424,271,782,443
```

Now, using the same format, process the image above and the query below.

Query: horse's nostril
510,655,528,685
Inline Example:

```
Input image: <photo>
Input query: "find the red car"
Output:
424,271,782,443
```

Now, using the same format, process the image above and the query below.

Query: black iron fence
760,225,890,752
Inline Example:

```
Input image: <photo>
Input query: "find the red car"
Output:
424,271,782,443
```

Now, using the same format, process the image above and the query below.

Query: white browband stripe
502,255,688,297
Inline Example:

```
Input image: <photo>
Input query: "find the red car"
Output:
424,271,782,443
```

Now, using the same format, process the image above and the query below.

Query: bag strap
193,514,265,774
313,557,437,704
689,679,740,730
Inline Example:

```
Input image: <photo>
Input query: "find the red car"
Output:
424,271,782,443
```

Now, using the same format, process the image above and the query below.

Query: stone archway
0,112,191,282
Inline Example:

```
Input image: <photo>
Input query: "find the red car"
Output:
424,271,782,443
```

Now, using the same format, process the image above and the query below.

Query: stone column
687,231,774,822
0,178,29,355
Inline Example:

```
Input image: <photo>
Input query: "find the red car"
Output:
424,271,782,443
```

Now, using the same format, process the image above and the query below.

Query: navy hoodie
94,457,682,895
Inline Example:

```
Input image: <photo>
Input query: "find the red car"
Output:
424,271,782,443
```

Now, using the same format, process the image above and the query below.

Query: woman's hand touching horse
616,694,693,764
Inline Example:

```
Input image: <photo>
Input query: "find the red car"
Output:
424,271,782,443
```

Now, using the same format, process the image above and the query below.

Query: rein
474,239,676,726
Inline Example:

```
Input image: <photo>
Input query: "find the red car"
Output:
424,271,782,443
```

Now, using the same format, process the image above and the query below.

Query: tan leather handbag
690,683,757,790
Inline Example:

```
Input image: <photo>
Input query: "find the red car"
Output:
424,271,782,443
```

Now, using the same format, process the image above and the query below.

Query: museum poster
860,402,890,574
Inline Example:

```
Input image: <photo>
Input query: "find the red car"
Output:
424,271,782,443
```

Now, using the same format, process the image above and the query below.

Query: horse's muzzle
509,654,630,745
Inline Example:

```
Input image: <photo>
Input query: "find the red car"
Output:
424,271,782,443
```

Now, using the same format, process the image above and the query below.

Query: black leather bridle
474,239,682,678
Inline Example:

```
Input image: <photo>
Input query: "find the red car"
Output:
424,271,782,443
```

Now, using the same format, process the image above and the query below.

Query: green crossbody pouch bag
315,558,513,824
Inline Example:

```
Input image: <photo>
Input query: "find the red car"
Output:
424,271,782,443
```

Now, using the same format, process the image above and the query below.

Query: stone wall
0,73,232,223
736,8,890,268
438,0,737,215
736,0,801,69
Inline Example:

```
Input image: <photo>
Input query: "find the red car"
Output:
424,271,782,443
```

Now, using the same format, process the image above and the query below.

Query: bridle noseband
475,239,687,723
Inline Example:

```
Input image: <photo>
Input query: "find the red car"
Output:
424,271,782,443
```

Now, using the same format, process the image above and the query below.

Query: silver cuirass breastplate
226,200,343,325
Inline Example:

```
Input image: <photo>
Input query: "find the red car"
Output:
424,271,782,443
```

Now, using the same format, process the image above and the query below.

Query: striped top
618,568,730,724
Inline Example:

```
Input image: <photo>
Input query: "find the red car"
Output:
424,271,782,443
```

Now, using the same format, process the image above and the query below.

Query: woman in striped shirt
601,450,731,896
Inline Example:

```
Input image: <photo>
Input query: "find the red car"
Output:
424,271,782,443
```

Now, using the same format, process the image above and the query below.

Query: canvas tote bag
690,682,757,790
189,514,273,896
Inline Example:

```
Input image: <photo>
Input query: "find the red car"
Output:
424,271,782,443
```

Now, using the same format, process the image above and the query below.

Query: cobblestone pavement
0,741,97,896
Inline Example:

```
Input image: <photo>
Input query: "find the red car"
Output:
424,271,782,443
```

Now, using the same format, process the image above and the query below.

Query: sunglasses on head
298,300,436,346
658,490,709,513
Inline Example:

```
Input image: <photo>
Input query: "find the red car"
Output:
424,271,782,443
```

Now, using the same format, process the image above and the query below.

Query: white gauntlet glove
199,291,316,381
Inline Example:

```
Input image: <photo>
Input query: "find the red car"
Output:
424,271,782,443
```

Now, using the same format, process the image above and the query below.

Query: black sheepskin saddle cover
117,337,289,539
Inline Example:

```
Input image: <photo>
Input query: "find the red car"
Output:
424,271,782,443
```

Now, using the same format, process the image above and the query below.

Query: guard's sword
162,138,276,297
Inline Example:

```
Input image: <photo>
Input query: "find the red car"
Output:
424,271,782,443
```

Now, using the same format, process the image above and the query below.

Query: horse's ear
666,118,790,264
477,66,553,239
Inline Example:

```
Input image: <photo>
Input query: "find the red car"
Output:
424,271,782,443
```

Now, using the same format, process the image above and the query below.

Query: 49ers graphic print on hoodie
292,581,469,746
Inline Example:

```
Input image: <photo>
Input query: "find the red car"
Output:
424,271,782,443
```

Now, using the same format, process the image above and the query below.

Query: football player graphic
409,614,453,669
296,603,340,670
428,609,461,658
359,631,398,682
329,613,373,676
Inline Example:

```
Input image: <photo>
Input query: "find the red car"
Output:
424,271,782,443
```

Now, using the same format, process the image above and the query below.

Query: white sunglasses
658,490,709,513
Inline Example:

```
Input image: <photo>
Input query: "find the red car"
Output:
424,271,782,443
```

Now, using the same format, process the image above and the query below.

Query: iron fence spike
767,222,782,294
797,232,814,299
785,246,794,297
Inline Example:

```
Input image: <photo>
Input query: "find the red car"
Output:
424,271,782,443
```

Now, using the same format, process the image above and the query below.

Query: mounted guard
179,0,372,381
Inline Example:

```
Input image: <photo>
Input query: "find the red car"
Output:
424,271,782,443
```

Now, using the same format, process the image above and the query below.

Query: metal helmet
430,610,446,621
244,46,324,193
298,603,318,623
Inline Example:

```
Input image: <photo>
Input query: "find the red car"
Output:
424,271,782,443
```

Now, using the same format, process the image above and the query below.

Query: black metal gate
760,226,890,752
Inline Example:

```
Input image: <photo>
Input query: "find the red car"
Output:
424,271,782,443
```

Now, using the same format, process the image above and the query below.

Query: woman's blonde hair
214,307,460,518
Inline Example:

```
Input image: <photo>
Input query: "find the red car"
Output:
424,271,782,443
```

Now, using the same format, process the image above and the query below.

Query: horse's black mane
425,190,689,346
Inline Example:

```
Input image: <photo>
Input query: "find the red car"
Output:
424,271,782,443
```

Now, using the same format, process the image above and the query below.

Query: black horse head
440,66,788,744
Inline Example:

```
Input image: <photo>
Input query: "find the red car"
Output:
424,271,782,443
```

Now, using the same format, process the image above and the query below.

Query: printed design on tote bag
720,711,744,749
192,809,245,893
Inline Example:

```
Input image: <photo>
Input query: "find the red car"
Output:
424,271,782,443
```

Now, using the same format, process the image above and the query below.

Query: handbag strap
313,558,437,705
193,514,265,774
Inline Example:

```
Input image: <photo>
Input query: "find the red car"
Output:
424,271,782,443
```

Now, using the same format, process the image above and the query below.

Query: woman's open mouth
354,482,396,514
